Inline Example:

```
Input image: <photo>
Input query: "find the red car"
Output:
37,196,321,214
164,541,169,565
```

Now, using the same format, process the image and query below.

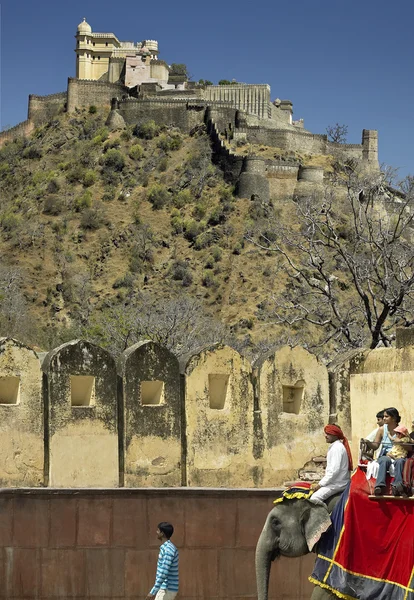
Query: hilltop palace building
75,18,175,89
1,19,379,203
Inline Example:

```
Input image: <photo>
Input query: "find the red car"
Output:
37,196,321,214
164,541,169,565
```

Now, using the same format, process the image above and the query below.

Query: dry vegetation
0,108,290,357
2,108,411,360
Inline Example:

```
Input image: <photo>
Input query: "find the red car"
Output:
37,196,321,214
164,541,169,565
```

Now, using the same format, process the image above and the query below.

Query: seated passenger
387,425,411,460
310,424,353,505
364,407,405,496
363,409,385,459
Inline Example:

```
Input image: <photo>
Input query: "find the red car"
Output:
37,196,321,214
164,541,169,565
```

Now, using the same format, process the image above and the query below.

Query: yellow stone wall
2,332,414,488
184,345,255,486
118,341,182,487
0,338,43,486
256,346,330,486
43,340,119,488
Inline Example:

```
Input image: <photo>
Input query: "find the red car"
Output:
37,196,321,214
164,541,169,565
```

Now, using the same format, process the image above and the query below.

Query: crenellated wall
0,119,35,147
204,85,271,119
28,92,67,125
67,78,128,112
2,332,413,489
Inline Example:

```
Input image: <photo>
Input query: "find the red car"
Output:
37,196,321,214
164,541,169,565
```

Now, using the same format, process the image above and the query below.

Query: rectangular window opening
0,376,20,405
209,374,229,409
282,382,304,414
141,380,165,405
70,375,96,407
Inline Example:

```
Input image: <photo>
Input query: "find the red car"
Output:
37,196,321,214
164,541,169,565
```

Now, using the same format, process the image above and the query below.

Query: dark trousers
376,455,405,487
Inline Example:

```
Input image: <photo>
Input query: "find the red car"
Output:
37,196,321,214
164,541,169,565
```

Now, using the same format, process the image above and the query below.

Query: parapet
0,338,43,486
117,341,182,487
42,339,118,487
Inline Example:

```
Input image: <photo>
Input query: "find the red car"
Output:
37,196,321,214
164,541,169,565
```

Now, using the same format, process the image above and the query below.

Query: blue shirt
150,540,179,594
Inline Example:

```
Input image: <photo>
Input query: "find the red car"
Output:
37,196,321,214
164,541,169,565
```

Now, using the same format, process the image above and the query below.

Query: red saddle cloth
310,467,414,600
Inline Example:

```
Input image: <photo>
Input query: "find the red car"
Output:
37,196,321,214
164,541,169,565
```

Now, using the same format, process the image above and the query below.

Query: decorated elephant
255,493,341,600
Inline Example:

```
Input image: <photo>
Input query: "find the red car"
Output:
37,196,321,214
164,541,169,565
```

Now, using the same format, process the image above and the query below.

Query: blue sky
1,0,413,176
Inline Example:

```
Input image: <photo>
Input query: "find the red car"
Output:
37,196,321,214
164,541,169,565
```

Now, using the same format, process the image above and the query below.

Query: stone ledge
0,486,284,497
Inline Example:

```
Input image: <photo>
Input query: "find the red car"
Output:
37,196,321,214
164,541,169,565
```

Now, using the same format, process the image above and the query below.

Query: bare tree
326,123,348,144
245,166,414,351
84,292,227,357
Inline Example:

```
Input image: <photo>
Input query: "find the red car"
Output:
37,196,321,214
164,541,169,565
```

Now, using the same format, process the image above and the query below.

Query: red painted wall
0,488,315,599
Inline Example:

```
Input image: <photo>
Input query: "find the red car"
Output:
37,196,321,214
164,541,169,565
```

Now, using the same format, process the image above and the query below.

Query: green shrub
66,164,85,183
22,145,42,159
147,184,170,210
158,157,168,172
120,128,133,141
133,120,159,140
0,212,21,232
137,170,150,187
173,189,192,208
171,215,185,234
113,272,135,289
211,246,222,262
157,134,183,152
74,189,93,212
193,230,215,250
47,178,60,193
80,207,103,230
43,195,63,215
208,205,227,225
193,203,207,220
205,256,214,269
183,219,205,242
102,187,116,202
103,149,125,172
104,137,121,151
171,260,193,286
89,105,97,114
92,127,109,144
129,144,144,160
82,170,97,187
202,271,217,288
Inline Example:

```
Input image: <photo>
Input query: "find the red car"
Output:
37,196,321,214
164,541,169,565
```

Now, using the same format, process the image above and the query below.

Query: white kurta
311,439,350,503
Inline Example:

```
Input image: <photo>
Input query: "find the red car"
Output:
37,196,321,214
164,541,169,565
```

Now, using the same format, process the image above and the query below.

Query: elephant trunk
255,526,278,600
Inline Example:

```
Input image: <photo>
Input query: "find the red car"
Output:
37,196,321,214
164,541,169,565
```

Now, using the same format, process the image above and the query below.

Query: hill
1,108,412,360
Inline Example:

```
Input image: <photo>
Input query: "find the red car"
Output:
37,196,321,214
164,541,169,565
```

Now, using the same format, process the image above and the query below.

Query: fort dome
77,18,92,34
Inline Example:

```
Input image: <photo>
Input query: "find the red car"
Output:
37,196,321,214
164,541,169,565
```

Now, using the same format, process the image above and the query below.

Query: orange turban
324,424,353,471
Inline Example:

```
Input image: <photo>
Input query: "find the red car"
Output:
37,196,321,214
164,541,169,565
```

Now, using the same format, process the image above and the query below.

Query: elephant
255,493,342,600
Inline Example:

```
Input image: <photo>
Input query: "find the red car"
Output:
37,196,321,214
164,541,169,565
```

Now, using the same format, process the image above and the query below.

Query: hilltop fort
1,19,378,202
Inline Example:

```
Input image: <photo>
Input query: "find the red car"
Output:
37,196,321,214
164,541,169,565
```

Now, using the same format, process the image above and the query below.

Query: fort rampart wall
118,98,205,131
0,487,314,600
204,85,271,119
0,338,333,489
67,78,128,113
28,92,67,125
0,120,35,148
2,331,413,490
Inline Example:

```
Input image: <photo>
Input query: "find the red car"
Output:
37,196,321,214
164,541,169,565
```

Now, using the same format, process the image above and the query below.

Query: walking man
146,522,179,600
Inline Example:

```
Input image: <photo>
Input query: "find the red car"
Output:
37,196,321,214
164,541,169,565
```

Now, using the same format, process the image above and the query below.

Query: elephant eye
271,516,281,533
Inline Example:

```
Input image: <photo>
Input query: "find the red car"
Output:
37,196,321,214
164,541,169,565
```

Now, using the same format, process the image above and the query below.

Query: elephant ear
302,502,332,552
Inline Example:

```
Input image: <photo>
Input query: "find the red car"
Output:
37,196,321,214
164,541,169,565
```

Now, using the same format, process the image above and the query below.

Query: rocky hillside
1,107,404,360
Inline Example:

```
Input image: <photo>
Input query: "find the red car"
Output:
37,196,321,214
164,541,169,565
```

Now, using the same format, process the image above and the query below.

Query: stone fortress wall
1,328,413,490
